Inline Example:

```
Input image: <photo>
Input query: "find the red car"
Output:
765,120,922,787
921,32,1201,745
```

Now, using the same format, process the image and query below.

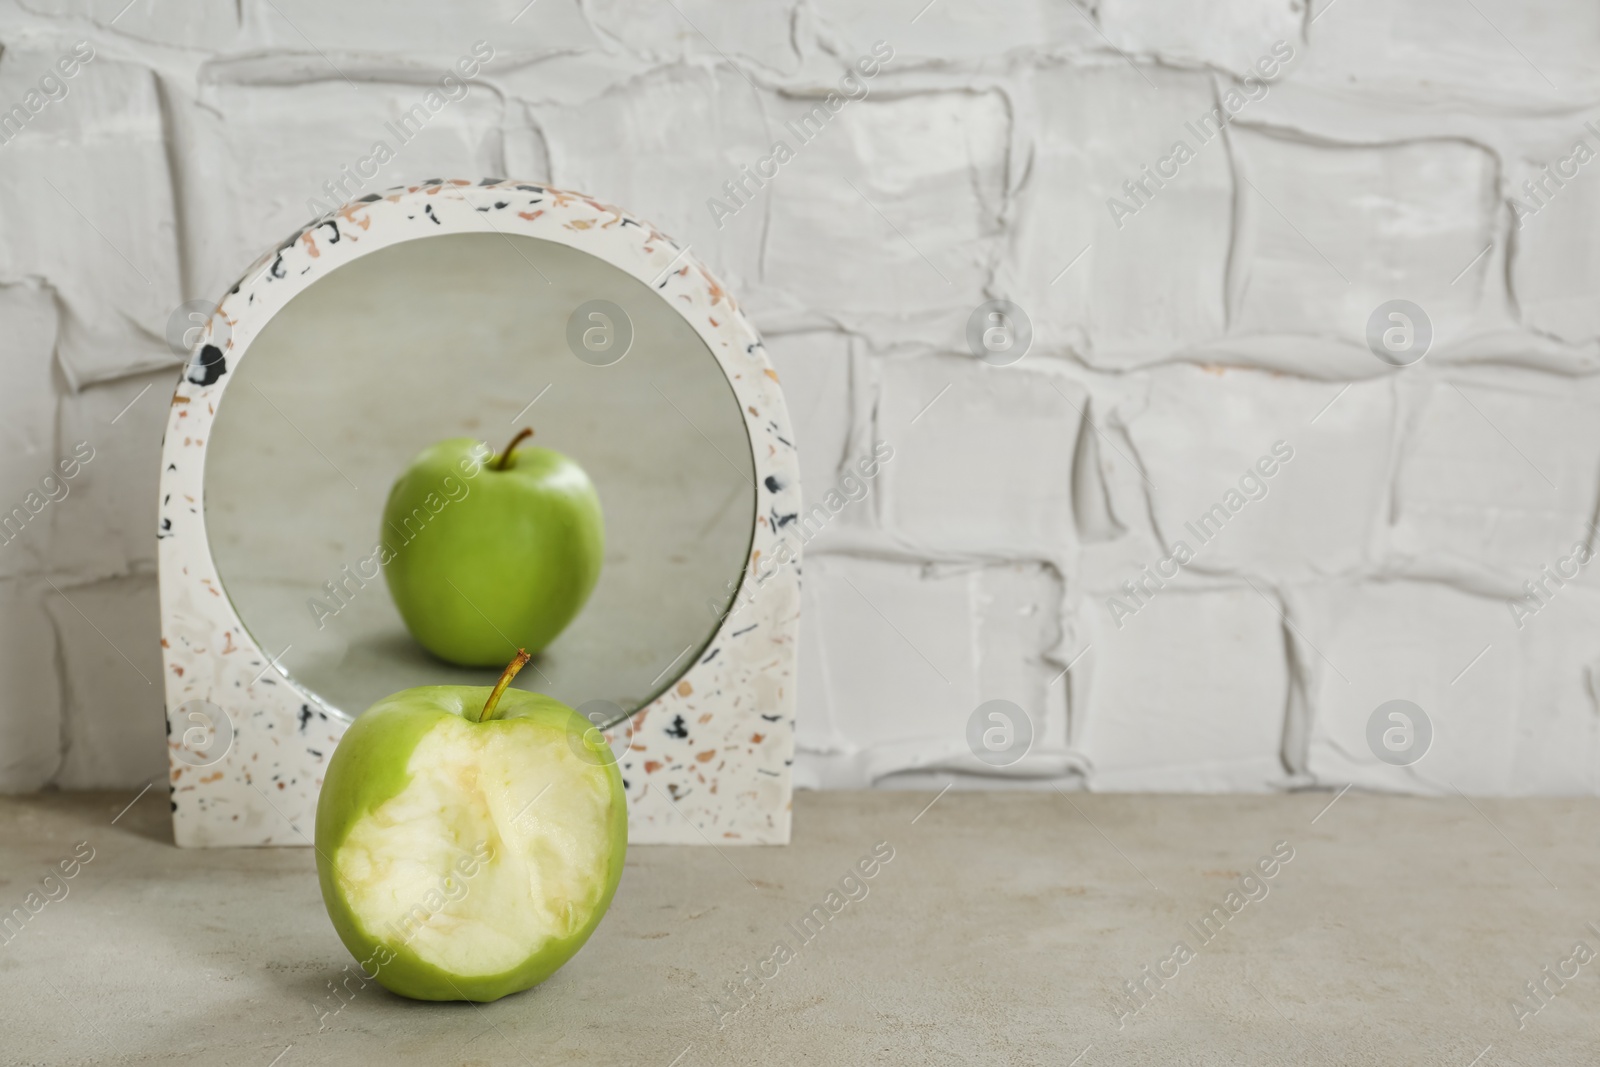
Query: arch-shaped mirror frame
159,180,799,847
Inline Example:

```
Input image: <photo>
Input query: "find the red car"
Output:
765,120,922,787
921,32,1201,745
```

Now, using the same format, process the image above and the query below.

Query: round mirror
203,230,756,725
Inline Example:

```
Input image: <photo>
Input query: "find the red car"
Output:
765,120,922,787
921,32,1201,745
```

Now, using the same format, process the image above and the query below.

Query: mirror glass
204,232,755,724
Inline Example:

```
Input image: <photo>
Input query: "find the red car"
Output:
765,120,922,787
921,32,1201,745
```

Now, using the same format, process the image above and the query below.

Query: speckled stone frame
160,179,799,848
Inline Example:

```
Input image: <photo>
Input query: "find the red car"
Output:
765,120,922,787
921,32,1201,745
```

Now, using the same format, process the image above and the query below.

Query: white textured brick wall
2,0,1598,796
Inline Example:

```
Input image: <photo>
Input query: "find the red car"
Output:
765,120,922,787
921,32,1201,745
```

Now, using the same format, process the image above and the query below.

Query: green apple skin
314,685,627,1003
382,437,604,666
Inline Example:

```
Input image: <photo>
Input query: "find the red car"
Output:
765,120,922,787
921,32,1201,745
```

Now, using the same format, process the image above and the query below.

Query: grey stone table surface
1,789,1597,1066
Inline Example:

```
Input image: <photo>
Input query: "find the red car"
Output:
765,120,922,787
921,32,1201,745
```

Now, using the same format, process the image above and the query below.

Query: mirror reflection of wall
205,232,755,722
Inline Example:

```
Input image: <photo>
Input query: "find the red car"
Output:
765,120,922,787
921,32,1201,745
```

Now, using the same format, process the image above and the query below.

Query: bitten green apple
315,651,627,1003
382,427,604,667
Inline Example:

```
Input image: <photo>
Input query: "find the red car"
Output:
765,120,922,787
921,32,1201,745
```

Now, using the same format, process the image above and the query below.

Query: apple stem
493,428,534,471
479,649,531,722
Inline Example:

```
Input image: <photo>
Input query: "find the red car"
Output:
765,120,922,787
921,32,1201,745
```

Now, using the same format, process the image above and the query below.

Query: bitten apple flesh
315,653,627,1002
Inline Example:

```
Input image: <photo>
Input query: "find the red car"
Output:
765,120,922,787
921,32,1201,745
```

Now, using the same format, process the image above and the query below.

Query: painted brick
1081,586,1291,791
535,66,768,292
1000,64,1232,364
1121,365,1394,582
0,580,63,791
176,77,505,303
1510,139,1600,344
794,556,1065,786
807,1,1095,62
46,368,176,582
1300,580,1532,795
0,52,180,388
762,87,1007,344
584,0,798,73
1392,369,1600,576
874,355,1084,561
763,330,854,505
1101,0,1302,76
22,0,240,50
241,0,601,56
0,281,60,580
1227,128,1498,344
44,574,165,789
1507,587,1600,794
1298,0,1600,106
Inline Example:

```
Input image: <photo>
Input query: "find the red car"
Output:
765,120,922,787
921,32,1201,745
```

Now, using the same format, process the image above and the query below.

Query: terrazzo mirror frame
159,179,800,848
